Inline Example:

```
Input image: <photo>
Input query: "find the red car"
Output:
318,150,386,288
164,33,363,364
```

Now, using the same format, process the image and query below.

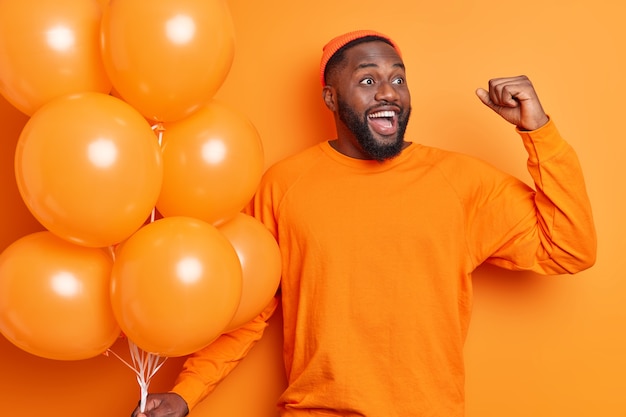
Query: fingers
130,393,189,417
474,85,509,116
488,78,521,107
130,395,158,417
474,76,528,110
130,407,146,417
484,75,533,108
475,75,549,130
475,87,491,107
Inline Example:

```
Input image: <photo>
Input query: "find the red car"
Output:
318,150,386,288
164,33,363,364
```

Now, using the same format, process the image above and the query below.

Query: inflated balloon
101,0,235,122
0,0,111,115
218,213,281,332
0,231,119,360
110,216,243,356
14,92,163,248
157,100,264,225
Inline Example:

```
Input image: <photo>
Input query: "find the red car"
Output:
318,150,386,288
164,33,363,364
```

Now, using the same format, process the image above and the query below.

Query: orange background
1,0,625,416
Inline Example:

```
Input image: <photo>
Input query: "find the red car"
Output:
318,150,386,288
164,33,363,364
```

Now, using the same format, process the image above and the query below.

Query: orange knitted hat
319,29,402,86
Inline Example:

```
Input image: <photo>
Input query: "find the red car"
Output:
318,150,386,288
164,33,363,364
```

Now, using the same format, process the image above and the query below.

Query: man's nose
375,81,399,102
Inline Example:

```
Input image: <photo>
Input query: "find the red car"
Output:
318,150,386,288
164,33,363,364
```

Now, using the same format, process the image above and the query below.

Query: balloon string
108,245,116,261
150,123,166,223
106,125,167,412
151,122,165,147
105,339,167,413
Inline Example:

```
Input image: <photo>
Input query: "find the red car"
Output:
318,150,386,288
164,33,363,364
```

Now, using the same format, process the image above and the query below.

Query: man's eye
392,77,405,85
360,78,374,85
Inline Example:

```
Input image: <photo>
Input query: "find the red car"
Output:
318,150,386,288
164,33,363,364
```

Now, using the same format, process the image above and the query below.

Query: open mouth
368,110,398,136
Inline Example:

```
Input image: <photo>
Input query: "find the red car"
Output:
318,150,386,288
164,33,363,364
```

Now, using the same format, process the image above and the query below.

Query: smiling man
133,30,596,417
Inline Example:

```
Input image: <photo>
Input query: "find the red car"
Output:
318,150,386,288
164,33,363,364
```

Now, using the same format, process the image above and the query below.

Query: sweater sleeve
170,296,279,410
482,119,597,274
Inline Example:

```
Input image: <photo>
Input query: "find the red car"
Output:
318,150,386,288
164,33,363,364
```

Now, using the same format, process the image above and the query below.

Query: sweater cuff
170,379,207,411
516,117,568,163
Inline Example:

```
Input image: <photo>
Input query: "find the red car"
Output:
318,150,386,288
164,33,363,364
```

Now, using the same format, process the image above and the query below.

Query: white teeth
368,110,395,118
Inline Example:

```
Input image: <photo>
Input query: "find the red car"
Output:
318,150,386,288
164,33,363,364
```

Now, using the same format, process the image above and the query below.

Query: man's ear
322,85,337,112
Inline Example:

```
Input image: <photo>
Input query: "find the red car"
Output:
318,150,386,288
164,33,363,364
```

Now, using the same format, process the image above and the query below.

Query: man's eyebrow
356,62,405,70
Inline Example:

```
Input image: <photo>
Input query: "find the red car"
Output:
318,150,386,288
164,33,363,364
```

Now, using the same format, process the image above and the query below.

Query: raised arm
472,76,596,273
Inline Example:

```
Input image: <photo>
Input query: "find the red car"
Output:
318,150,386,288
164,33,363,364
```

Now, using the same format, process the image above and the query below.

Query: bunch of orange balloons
0,0,281,360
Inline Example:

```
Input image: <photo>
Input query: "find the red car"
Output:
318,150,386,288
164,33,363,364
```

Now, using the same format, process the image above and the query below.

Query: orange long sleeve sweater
172,120,596,416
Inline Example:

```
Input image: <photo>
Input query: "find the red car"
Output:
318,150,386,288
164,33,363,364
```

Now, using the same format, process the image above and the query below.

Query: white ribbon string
106,339,167,412
150,123,165,224
105,123,167,412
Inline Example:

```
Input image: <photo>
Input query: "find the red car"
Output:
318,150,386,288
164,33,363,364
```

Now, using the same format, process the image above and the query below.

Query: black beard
337,99,411,162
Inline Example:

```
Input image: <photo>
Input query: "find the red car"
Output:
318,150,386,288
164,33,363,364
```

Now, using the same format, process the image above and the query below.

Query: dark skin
130,39,550,417
130,393,188,417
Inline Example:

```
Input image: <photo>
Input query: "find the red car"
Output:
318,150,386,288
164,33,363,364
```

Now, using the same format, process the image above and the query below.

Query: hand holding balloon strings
105,339,167,414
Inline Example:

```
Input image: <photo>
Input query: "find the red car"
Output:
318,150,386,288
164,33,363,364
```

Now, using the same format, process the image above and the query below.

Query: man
133,29,596,417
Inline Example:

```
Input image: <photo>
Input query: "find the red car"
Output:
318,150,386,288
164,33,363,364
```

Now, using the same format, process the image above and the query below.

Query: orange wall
1,0,625,416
